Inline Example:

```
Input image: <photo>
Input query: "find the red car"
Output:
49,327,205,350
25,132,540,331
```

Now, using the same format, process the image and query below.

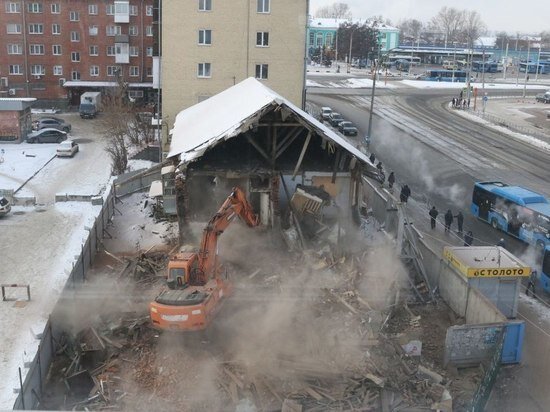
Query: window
255,64,268,79
89,45,98,56
70,31,80,42
27,3,42,13
198,29,212,45
326,33,333,46
107,46,116,56
129,25,138,36
199,0,212,11
51,3,60,13
257,0,270,13
309,32,314,46
69,11,79,21
130,46,139,56
146,67,153,76
7,24,22,34
29,44,45,55
71,51,80,62
52,45,61,55
145,26,153,36
6,2,21,13
106,4,115,15
146,47,153,56
7,44,22,55
129,66,139,77
107,66,121,76
106,25,122,36
256,32,269,47
71,71,81,80
89,25,98,36
52,24,61,35
198,63,211,78
90,66,99,76
9,65,22,75
146,5,153,15
88,4,98,15
128,90,143,98
28,24,44,34
31,64,45,75
53,65,63,75
130,5,138,15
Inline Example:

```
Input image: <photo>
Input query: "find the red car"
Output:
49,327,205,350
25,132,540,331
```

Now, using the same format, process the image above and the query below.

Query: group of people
369,153,404,198
451,97,470,109
429,206,473,246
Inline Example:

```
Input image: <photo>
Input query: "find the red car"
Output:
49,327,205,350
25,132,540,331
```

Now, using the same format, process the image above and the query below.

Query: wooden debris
281,398,303,412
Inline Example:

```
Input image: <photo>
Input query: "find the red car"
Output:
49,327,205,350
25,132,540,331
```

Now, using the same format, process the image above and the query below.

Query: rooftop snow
168,78,374,170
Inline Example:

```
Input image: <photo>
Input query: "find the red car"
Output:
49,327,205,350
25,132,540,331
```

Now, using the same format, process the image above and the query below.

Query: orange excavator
150,187,259,331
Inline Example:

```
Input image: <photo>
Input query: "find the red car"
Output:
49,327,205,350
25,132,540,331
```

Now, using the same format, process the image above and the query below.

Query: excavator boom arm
195,187,258,283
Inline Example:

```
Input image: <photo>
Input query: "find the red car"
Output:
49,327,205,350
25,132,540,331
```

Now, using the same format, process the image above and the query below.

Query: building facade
307,18,400,55
0,0,156,106
161,0,308,151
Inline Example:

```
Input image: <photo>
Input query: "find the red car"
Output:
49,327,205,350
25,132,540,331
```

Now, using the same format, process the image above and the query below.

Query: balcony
114,0,130,23
114,34,129,43
115,43,129,64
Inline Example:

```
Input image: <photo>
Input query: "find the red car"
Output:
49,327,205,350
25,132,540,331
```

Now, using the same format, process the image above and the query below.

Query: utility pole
523,41,531,98
347,30,353,73
535,45,542,81
503,42,509,80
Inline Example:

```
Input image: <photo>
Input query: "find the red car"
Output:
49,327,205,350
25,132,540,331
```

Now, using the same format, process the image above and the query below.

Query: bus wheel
491,219,498,230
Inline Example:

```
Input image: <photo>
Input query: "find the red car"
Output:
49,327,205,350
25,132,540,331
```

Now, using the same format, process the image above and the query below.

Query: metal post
482,48,486,94
516,47,522,86
535,45,541,81
366,63,377,141
19,367,25,409
347,30,353,73
523,42,531,98
503,42,509,80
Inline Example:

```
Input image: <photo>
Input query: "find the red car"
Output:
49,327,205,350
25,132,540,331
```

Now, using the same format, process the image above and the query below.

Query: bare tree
101,91,132,175
430,7,464,44
315,2,352,19
398,19,424,42
460,10,486,46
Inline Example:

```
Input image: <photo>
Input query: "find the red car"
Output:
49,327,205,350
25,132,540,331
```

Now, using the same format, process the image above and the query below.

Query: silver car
33,117,72,133
27,128,68,144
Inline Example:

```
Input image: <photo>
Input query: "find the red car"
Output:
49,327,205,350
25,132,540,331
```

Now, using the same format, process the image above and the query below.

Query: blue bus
519,61,550,74
537,246,550,294
472,61,502,73
471,182,550,249
422,70,469,82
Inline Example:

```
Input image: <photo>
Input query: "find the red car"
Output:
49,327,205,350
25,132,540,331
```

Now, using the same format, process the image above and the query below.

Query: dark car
338,121,358,136
535,93,550,103
27,128,68,143
329,112,345,127
33,117,72,133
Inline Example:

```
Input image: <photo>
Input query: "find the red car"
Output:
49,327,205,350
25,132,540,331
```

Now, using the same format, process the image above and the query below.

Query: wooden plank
224,367,245,389
326,288,358,315
304,387,324,401
291,132,312,180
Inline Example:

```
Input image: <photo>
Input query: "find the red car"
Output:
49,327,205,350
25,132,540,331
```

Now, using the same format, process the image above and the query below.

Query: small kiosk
443,246,531,318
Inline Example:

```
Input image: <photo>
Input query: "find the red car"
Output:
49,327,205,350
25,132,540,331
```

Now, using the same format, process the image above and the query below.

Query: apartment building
162,0,308,147
0,0,157,106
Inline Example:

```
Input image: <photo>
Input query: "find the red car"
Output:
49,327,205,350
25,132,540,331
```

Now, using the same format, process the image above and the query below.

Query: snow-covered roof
63,81,153,88
474,37,497,47
308,17,398,32
168,77,374,171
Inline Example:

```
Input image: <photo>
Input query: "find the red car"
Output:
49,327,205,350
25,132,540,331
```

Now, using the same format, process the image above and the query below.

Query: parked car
33,117,72,133
535,92,550,103
320,107,333,120
56,140,79,157
27,128,68,144
0,196,11,217
338,121,358,136
329,112,345,127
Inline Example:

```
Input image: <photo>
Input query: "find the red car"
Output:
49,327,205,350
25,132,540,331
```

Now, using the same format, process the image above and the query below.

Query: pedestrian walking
369,153,376,164
388,171,395,189
429,206,439,229
452,97,456,108
400,184,411,203
459,90,463,100
455,211,464,234
376,161,383,172
444,209,453,232
497,238,506,248
467,98,471,108
464,231,474,246
526,270,537,297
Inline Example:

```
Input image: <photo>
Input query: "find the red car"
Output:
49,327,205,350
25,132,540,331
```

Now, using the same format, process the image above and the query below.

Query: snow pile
344,78,397,89
402,80,550,90
519,294,550,324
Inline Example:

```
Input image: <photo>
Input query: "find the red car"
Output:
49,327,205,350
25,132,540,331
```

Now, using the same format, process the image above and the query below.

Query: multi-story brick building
161,0,308,151
0,0,157,107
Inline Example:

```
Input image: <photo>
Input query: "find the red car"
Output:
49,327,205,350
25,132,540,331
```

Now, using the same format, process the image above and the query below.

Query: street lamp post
503,42,509,80
516,46,523,86
347,30,354,73
523,41,531,98
535,44,542,81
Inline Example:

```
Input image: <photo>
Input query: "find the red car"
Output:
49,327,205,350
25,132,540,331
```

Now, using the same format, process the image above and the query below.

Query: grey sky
310,0,549,33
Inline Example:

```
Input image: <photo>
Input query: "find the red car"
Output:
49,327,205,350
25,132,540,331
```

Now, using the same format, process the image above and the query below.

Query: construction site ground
40,194,480,411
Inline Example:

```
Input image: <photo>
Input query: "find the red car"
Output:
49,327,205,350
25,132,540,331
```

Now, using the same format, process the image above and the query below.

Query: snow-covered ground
0,113,148,409
401,79,550,90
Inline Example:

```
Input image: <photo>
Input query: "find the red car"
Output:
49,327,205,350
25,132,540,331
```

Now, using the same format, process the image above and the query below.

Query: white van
321,107,332,120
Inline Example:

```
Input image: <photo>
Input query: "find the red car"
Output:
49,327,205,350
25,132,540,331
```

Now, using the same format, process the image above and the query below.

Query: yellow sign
443,248,531,278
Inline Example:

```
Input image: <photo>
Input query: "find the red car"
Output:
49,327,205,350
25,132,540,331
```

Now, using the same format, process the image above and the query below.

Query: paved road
308,86,550,411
